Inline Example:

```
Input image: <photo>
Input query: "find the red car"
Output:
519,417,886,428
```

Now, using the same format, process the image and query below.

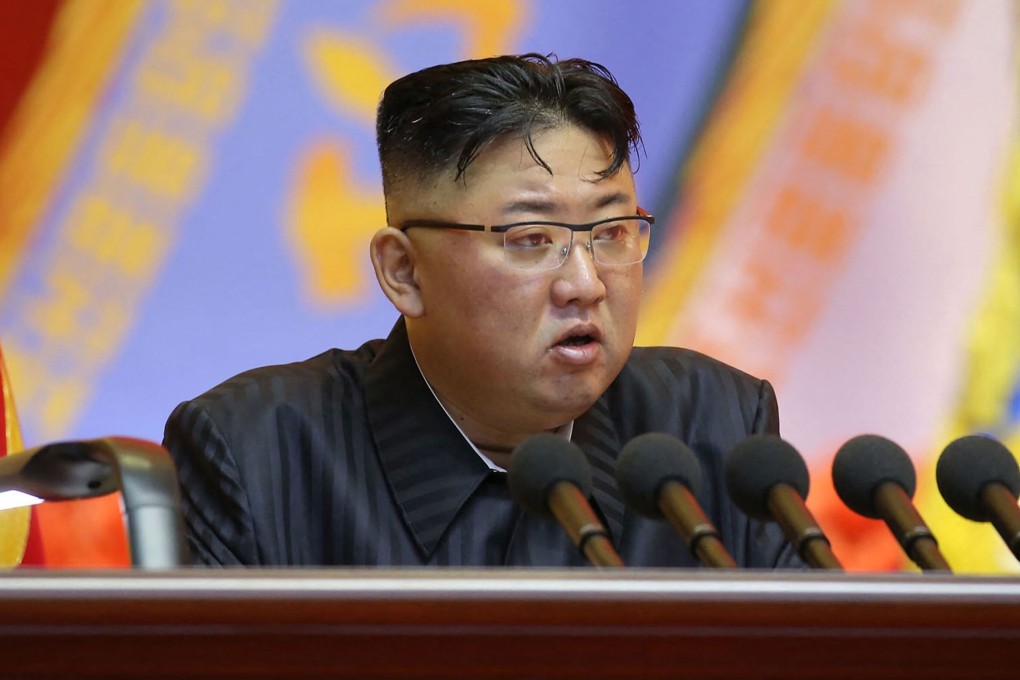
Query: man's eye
507,228,554,248
593,223,630,241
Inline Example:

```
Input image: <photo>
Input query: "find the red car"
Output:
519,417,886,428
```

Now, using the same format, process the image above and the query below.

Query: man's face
394,124,643,439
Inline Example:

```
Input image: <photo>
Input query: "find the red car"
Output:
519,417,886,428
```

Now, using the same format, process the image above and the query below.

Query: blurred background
1,0,1017,571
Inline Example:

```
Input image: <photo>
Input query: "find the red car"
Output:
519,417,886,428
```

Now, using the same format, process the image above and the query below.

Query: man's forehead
486,126,618,169
458,136,631,193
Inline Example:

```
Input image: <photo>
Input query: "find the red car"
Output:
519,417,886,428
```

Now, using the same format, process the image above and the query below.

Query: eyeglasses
397,212,654,270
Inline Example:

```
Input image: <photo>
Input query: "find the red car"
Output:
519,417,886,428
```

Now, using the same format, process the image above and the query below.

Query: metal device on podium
0,436,188,568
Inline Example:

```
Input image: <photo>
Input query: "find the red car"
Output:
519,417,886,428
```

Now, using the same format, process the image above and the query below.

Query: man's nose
550,234,606,307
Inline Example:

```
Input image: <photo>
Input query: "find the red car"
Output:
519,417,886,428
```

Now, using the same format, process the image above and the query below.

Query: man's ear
370,227,425,317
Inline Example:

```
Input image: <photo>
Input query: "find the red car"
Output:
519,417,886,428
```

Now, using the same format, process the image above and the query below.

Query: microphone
508,433,624,568
832,434,951,572
725,434,842,570
0,437,189,568
936,434,1020,562
615,433,736,568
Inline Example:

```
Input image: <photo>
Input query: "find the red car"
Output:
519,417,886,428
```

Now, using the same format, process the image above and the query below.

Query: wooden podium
1,569,1018,678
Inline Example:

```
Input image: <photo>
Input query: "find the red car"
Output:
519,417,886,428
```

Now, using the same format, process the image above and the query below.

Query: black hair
376,53,641,194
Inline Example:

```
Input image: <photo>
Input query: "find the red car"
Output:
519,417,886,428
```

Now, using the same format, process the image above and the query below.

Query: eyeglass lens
503,218,651,269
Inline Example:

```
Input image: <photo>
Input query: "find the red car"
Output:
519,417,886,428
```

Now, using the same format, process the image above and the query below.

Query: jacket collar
364,319,492,558
364,318,627,558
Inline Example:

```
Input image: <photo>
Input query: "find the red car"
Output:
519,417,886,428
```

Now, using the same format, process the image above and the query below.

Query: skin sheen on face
394,125,643,449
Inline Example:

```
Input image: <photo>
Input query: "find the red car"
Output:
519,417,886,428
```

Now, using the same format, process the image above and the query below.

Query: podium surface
1,569,1018,678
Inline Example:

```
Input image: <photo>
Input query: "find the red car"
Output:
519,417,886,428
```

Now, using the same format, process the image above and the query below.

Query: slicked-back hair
376,53,641,201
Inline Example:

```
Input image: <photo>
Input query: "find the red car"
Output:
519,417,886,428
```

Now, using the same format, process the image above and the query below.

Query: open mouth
550,327,602,364
557,334,596,347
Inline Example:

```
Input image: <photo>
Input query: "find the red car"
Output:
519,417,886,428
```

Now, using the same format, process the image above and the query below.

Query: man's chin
532,380,608,424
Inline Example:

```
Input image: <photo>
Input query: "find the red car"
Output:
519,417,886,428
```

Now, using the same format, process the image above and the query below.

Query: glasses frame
397,211,655,269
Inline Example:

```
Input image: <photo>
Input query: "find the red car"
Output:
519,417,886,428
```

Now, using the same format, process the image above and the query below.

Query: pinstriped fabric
163,319,802,569
609,347,794,568
572,399,625,546
165,398,257,564
364,323,493,556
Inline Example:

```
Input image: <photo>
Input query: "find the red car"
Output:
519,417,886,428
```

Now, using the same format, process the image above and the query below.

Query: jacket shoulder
169,338,384,438
194,339,380,405
624,345,767,392
611,345,778,439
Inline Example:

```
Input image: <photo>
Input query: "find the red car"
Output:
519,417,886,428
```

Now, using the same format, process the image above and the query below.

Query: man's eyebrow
499,199,558,216
593,191,633,209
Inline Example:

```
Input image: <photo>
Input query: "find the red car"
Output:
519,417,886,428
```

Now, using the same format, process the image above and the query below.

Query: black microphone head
615,433,703,518
507,433,593,518
936,434,1020,522
724,435,810,520
832,434,916,519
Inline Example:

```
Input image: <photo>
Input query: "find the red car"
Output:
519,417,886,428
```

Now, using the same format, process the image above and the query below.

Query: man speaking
163,54,799,568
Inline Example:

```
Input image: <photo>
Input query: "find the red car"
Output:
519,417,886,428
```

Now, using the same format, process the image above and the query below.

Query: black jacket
163,318,800,568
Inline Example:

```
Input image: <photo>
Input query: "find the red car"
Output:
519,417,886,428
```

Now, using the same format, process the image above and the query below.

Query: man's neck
472,441,515,470
408,340,574,470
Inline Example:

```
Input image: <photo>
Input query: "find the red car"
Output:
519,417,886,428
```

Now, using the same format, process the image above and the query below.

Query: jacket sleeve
162,400,259,566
